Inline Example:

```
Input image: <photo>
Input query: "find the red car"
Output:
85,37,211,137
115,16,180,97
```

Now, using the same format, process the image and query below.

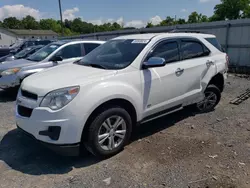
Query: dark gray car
0,45,44,63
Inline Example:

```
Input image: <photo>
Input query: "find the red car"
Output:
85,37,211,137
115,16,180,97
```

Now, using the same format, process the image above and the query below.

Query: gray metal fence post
225,23,231,53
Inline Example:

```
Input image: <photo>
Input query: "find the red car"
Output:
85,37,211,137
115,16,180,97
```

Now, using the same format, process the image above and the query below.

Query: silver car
0,40,105,89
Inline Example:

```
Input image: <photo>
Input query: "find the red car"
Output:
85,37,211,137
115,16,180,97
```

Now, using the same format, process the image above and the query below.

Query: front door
53,43,83,65
142,40,190,118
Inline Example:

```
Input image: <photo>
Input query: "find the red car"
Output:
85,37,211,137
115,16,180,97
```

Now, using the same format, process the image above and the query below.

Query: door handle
175,68,184,75
206,60,214,66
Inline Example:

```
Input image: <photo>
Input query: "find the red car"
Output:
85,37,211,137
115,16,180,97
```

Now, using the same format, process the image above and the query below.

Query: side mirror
51,55,63,62
142,57,166,69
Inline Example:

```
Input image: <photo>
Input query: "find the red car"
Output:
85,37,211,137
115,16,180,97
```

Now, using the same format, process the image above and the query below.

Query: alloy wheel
197,91,217,111
98,115,127,151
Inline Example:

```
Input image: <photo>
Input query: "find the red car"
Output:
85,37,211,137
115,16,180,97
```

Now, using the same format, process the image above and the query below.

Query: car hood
0,54,11,63
22,63,117,96
0,59,36,71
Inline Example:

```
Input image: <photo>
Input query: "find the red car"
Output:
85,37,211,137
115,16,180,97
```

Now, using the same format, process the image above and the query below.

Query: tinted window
27,43,62,62
56,44,82,59
181,41,207,60
149,42,179,63
205,38,223,52
36,40,52,45
14,47,34,59
84,43,101,54
77,39,148,70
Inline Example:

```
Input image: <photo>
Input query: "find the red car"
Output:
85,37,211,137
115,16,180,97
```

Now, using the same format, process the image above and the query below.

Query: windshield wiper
83,63,107,69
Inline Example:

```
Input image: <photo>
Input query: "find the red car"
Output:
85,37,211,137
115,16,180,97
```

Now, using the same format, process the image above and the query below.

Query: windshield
9,40,24,48
14,47,34,59
26,43,61,62
77,39,149,69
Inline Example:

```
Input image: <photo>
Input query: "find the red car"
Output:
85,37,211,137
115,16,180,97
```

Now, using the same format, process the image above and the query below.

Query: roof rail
169,29,206,34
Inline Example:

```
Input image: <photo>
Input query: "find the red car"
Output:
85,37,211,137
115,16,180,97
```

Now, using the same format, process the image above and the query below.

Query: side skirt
140,104,183,124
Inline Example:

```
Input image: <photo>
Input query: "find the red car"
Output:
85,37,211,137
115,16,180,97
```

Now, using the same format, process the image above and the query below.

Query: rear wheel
85,106,132,158
196,84,221,113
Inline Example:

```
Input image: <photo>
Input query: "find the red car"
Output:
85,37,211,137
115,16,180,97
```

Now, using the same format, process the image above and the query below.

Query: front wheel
85,106,132,158
196,84,221,113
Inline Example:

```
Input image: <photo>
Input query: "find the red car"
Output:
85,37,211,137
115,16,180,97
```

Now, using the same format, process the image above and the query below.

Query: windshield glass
26,43,61,62
77,39,149,69
14,47,34,59
9,40,24,48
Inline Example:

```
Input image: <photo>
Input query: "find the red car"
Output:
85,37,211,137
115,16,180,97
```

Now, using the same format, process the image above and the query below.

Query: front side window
181,40,208,60
77,39,148,70
55,43,82,59
84,43,101,54
149,41,179,63
26,43,62,62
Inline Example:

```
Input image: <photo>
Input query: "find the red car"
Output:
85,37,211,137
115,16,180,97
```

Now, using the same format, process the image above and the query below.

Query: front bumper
0,74,20,89
17,125,80,156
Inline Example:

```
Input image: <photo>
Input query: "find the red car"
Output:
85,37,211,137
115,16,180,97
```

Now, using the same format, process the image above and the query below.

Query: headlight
40,86,80,110
1,68,20,76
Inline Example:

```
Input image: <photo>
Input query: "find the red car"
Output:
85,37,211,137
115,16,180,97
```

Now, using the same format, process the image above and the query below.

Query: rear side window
149,41,179,63
84,43,101,54
181,40,209,60
205,38,223,52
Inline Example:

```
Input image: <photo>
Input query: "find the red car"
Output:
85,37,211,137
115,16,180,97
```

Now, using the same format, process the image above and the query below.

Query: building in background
0,28,58,47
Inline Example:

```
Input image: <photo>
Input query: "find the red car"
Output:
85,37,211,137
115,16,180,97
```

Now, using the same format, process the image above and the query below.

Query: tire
196,84,221,113
85,106,132,158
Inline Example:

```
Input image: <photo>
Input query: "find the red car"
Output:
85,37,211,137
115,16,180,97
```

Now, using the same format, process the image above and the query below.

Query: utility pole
58,0,64,36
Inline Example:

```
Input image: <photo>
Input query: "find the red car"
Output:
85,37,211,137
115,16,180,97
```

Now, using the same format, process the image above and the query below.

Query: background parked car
0,39,54,58
0,45,44,63
0,40,105,90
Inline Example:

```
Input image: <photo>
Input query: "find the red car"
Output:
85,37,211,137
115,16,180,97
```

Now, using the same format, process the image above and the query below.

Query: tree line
0,0,250,36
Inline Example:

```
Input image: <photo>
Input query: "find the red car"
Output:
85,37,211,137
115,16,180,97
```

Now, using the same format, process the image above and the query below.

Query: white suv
16,33,228,157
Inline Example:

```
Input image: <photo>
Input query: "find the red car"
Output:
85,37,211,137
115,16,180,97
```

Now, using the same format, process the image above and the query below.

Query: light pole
58,0,64,36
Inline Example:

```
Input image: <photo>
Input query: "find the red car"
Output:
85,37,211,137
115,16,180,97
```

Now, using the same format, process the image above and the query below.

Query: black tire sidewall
86,107,132,157
197,84,221,112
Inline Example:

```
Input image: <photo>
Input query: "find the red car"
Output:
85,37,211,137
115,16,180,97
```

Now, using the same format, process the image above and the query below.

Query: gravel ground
0,74,250,188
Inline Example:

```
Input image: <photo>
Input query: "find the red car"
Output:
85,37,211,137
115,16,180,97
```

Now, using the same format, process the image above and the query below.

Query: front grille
21,90,38,100
18,105,33,118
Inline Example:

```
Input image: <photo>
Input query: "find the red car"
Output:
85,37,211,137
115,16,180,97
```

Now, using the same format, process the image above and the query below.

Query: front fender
78,82,143,122
17,68,45,80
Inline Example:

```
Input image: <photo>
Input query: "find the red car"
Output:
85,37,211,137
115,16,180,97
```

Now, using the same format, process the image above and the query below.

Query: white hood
22,63,117,96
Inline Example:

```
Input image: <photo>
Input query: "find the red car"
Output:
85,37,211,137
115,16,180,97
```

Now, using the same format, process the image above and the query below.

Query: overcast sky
0,0,220,28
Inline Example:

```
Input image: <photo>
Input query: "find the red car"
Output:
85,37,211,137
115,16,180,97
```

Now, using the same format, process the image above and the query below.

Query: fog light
39,126,61,140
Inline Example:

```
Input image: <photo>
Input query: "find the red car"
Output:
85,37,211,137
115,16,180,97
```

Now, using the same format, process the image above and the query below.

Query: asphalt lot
0,74,250,188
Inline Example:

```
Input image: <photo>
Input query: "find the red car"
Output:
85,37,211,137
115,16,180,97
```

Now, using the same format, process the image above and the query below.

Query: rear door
178,38,217,106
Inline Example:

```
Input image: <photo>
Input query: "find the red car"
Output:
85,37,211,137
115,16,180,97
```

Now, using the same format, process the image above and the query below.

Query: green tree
177,19,186,25
22,15,40,29
188,12,200,23
214,0,250,20
112,22,122,30
2,17,22,29
200,15,208,22
188,12,208,23
64,19,72,30
160,16,175,26
146,22,154,28
40,19,61,33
